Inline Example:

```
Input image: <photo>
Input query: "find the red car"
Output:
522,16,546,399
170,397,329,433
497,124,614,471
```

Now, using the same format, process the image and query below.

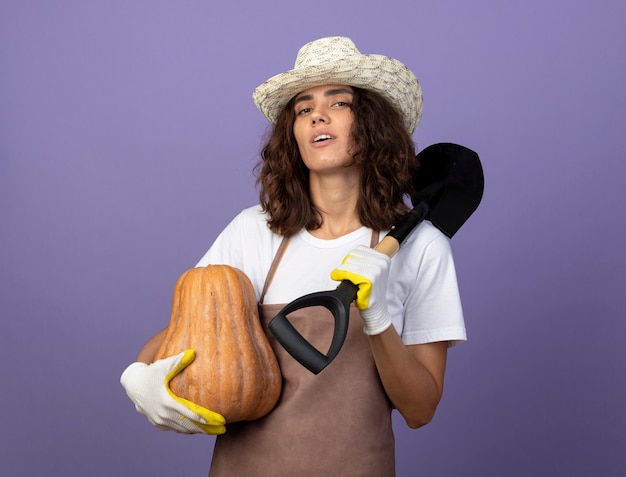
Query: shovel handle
268,279,358,374
376,204,429,257
373,236,401,257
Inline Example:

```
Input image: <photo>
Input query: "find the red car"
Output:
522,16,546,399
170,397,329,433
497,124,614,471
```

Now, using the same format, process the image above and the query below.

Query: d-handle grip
267,280,358,374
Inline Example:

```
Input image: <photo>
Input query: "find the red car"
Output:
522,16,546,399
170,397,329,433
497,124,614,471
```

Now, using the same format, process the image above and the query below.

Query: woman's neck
308,170,362,240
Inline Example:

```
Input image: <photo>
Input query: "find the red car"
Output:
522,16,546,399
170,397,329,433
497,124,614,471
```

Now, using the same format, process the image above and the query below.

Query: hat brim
253,54,423,134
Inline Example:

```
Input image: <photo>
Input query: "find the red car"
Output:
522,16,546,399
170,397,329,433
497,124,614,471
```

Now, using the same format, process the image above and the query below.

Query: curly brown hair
255,87,418,236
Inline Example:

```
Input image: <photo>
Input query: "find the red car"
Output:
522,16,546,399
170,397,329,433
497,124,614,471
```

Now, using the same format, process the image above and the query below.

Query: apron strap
369,229,380,248
259,235,291,305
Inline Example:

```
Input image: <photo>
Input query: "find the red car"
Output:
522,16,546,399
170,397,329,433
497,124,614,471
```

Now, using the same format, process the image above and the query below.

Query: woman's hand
120,349,226,434
330,244,392,335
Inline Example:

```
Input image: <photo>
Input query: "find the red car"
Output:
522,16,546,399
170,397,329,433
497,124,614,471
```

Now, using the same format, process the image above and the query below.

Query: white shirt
196,205,466,346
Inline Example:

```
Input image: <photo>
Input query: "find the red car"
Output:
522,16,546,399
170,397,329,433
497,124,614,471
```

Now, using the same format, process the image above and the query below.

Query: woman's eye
297,107,313,115
333,101,350,108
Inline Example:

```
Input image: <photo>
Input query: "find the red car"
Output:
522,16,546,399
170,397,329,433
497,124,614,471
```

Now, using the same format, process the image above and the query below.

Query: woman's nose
311,108,328,124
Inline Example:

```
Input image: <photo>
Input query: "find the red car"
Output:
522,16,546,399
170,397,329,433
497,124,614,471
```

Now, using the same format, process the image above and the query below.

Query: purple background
2,1,625,476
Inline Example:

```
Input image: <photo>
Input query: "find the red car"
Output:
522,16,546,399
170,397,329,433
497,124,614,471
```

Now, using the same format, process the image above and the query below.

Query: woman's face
292,84,356,174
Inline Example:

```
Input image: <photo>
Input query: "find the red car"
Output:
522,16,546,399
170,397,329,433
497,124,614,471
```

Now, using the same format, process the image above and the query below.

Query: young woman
121,36,465,476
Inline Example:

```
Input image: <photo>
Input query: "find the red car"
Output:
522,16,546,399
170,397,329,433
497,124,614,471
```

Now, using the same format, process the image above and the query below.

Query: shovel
268,143,484,374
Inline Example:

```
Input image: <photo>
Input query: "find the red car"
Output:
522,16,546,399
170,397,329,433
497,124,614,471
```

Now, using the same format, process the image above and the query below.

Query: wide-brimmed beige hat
252,36,423,135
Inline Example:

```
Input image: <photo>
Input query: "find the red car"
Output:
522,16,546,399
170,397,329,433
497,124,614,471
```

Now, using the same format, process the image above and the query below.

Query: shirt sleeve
393,226,466,347
195,211,248,270
193,205,279,299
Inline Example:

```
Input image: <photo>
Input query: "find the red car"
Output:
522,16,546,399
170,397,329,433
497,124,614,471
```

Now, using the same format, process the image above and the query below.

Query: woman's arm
136,328,167,363
368,327,448,428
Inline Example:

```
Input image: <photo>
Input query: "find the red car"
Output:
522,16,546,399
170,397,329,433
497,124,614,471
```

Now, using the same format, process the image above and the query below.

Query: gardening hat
252,36,423,134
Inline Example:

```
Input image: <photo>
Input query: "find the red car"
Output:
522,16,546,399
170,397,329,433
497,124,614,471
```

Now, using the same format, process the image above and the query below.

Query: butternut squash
154,265,282,423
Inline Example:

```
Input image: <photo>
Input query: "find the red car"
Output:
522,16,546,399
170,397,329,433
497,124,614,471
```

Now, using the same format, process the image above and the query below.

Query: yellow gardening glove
330,245,393,335
121,349,226,434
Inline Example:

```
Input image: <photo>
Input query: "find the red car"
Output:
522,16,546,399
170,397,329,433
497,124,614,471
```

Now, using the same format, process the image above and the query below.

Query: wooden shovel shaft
374,235,401,258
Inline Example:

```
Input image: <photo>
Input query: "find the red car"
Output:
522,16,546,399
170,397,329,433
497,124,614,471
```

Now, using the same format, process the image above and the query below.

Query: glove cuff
362,308,392,335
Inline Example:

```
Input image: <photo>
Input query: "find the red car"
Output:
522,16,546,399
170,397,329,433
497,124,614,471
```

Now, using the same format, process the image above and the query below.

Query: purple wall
2,1,624,475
